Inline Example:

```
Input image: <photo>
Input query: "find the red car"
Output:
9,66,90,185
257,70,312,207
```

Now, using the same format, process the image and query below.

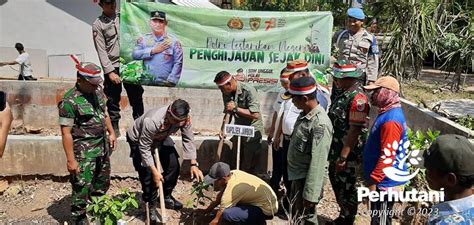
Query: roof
171,0,220,9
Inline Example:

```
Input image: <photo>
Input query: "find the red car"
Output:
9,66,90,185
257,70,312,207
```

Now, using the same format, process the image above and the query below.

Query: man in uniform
58,58,117,224
126,99,204,223
93,0,144,136
214,71,263,174
132,11,183,87
286,76,333,225
332,7,379,85
327,60,370,225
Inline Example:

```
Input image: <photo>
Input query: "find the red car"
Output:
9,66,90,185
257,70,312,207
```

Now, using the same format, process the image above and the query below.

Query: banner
120,2,333,91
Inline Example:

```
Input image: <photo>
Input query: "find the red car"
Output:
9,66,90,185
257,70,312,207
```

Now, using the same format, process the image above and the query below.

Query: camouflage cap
70,55,103,85
77,62,103,85
332,60,363,79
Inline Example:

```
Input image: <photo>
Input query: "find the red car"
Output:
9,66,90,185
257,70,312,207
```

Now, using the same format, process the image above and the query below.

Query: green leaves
188,181,212,209
86,188,139,224
456,115,474,130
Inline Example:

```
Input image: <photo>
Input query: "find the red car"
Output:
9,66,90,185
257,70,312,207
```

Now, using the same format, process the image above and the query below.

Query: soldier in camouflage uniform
58,58,117,224
327,61,370,225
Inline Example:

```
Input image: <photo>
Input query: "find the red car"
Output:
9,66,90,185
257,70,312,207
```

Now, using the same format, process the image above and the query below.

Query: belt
283,134,291,140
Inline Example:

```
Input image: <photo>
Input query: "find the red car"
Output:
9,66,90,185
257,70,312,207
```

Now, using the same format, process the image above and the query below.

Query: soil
0,177,390,225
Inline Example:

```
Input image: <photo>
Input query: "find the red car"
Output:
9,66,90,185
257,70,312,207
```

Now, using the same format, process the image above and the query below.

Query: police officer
328,60,370,225
286,76,333,225
333,7,379,85
126,99,204,223
132,11,184,87
93,0,144,136
214,71,263,174
58,58,117,224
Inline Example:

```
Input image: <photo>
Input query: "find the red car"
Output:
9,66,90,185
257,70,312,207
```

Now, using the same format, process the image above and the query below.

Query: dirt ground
0,176,397,225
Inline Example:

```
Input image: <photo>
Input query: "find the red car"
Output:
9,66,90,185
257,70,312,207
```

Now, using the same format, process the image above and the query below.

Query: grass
401,80,474,107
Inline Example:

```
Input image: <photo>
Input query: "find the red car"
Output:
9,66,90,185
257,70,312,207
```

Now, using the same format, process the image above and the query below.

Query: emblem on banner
249,17,261,31
227,17,244,30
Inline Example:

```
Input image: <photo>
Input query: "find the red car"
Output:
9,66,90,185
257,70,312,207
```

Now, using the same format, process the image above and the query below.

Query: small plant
186,181,212,209
407,128,440,152
456,115,474,130
86,188,139,225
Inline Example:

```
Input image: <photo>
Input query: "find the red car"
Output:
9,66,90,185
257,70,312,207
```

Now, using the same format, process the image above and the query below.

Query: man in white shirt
0,43,37,80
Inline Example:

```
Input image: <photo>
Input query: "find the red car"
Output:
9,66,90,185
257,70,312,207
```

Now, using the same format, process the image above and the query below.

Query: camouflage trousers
328,160,359,222
70,152,111,222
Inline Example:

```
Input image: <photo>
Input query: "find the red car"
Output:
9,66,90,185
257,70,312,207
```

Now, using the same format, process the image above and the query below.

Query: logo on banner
265,18,276,31
249,17,261,31
227,17,244,30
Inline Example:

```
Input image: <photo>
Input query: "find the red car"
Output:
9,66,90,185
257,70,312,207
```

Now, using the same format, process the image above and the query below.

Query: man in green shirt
285,76,333,225
214,71,263,174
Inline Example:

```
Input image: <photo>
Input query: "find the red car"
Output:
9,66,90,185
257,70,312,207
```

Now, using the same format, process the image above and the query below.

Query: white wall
0,0,102,76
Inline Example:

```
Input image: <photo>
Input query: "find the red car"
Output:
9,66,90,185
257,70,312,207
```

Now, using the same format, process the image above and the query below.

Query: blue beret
347,8,365,20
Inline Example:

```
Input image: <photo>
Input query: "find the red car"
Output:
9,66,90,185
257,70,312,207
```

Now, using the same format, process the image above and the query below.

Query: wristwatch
232,106,238,114
191,162,199,167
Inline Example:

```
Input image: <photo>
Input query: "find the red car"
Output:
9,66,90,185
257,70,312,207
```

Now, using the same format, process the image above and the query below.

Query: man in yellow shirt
198,162,278,225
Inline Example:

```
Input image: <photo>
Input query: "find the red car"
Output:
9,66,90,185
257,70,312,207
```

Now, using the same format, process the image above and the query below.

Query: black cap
423,134,474,176
204,162,230,185
284,76,317,97
150,11,166,20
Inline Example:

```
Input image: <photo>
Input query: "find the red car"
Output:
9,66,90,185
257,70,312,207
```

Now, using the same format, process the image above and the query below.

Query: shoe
163,195,183,210
149,206,159,225
24,76,37,80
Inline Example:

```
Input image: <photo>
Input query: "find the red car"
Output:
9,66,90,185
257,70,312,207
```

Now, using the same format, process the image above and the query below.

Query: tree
435,2,472,92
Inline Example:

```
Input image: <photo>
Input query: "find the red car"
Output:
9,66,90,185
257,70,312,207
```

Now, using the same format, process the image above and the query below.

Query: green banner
120,2,333,91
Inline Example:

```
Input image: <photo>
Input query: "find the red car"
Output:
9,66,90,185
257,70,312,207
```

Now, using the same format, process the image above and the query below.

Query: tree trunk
454,66,463,92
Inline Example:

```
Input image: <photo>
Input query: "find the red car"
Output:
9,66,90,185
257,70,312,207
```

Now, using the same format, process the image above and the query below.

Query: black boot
112,121,120,137
149,204,160,225
163,195,183,210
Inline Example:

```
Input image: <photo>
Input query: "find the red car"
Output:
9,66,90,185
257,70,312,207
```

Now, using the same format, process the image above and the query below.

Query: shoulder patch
356,98,366,112
137,36,144,44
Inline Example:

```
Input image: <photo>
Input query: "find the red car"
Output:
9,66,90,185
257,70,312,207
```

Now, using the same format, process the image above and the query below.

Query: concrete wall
0,135,270,177
401,99,474,138
0,0,102,75
0,80,277,134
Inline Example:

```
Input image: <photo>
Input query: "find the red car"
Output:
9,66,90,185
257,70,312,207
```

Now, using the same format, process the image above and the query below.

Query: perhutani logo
381,139,421,182
357,138,444,202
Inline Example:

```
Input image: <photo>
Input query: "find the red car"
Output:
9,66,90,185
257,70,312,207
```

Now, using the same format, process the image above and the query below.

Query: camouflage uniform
327,83,369,222
58,84,110,222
